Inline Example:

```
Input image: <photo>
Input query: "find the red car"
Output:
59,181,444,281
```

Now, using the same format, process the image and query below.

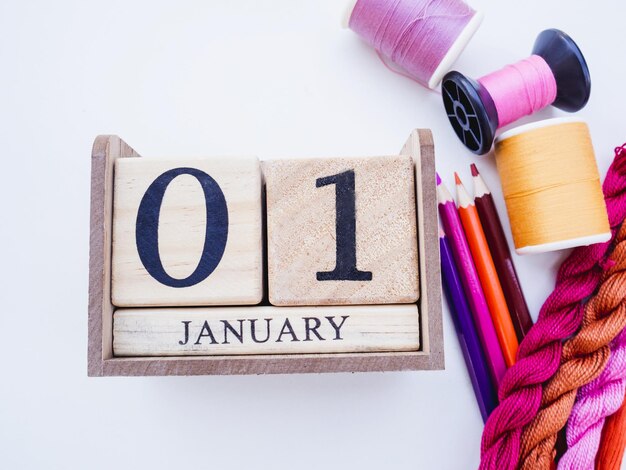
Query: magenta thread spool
344,0,483,89
441,29,591,155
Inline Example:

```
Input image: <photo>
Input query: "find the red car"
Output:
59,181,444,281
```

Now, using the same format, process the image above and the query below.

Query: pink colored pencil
437,173,507,387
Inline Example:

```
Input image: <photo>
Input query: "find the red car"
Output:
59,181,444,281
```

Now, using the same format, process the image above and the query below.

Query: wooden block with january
264,156,419,306
113,304,420,356
112,157,263,307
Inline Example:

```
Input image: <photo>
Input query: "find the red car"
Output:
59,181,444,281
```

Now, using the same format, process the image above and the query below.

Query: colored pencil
440,226,498,422
437,174,506,387
455,173,519,367
471,163,533,341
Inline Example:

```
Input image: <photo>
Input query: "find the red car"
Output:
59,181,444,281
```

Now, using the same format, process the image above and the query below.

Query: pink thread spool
442,29,591,155
344,0,483,89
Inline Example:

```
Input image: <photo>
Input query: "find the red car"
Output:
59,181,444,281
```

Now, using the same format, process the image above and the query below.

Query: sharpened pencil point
454,172,462,185
436,172,441,185
470,163,479,177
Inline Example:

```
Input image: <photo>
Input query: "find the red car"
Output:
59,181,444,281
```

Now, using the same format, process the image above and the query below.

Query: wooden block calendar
88,131,443,376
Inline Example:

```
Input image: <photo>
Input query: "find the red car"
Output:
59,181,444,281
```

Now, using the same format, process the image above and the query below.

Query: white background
1,1,625,469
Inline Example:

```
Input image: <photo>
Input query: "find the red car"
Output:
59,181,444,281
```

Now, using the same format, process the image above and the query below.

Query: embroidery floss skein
494,118,610,254
345,0,483,88
560,145,626,470
517,222,626,469
442,29,591,154
479,145,626,470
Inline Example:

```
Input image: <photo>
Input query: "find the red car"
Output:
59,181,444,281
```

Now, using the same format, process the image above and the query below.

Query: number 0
135,167,229,288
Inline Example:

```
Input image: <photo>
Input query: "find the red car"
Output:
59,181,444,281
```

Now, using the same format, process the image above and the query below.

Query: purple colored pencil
437,173,507,388
440,227,498,422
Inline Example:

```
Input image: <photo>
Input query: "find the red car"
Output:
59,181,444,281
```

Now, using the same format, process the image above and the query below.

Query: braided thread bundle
561,146,626,470
479,145,626,470
518,223,626,469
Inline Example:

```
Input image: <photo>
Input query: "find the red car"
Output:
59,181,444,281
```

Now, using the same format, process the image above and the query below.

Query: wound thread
479,55,557,128
494,119,610,254
348,0,479,88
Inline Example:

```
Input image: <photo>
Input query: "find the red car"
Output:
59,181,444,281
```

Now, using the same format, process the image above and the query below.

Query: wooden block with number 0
112,157,263,307
263,156,419,306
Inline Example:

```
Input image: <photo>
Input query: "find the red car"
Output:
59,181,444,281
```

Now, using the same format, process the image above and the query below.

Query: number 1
315,170,372,281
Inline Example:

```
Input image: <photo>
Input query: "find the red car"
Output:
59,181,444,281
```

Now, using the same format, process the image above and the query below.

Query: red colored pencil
471,164,533,340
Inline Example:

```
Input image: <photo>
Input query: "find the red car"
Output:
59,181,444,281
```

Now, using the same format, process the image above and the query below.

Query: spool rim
532,28,591,112
496,116,586,142
516,232,611,255
428,11,484,89
441,71,498,155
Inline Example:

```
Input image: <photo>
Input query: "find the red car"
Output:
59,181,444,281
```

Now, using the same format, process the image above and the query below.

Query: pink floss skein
558,328,626,470
479,145,626,470
348,0,476,87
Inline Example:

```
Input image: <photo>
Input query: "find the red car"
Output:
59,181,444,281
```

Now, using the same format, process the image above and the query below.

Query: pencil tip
470,163,479,177
436,172,441,185
454,172,462,185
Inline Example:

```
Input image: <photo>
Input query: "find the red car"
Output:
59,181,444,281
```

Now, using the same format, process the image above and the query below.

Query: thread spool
494,117,610,255
344,0,483,89
442,29,591,155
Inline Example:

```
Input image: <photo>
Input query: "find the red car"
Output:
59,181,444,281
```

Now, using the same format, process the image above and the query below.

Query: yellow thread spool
495,117,610,255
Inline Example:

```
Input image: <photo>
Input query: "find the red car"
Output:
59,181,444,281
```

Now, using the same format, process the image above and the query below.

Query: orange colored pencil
455,172,519,367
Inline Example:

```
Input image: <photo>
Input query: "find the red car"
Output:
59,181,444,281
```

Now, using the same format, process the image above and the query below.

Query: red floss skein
596,393,626,470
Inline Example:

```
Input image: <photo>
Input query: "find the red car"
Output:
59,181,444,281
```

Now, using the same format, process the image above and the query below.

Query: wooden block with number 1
263,156,419,306
112,157,263,307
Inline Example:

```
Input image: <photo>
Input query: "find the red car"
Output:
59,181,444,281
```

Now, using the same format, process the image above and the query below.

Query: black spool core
441,28,591,155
